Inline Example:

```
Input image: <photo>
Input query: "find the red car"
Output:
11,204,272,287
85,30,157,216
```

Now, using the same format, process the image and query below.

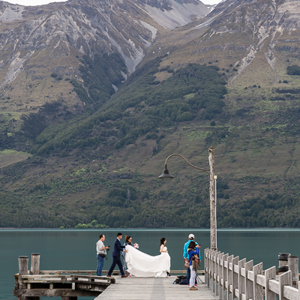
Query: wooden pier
14,253,208,300
14,254,114,300
14,250,300,300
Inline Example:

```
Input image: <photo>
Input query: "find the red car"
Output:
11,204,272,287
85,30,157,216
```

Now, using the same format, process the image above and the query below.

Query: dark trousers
186,265,191,281
108,255,125,276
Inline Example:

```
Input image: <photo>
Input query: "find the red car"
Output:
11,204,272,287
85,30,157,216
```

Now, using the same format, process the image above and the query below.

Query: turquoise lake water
1,228,300,300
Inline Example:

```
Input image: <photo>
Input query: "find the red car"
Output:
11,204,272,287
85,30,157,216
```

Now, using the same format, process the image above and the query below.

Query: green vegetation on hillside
1,157,299,228
30,59,227,155
287,65,300,76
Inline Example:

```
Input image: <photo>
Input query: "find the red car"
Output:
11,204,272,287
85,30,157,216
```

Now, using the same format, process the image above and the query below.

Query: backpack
173,275,186,284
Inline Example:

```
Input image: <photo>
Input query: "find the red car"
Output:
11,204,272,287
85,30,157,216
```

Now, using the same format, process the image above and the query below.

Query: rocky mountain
0,0,300,229
0,0,210,115
148,0,300,87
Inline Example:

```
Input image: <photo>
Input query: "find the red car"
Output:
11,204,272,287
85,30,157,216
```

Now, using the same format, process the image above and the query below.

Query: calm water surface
1,228,300,300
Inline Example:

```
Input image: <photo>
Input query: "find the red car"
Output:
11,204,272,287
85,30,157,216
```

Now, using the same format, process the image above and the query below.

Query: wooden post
238,258,246,300
245,260,253,300
227,255,233,300
205,248,209,285
208,146,217,251
221,253,228,300
288,255,299,288
30,254,41,299
217,252,224,298
253,263,263,300
279,270,292,300
212,251,217,294
265,266,276,300
18,256,29,289
232,256,239,299
31,253,40,275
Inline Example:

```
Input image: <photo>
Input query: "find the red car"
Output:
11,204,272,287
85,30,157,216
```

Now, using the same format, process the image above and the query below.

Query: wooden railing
204,248,300,300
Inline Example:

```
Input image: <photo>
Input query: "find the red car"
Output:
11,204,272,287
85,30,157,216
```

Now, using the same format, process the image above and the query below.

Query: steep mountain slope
0,0,210,115
0,0,300,229
149,0,300,85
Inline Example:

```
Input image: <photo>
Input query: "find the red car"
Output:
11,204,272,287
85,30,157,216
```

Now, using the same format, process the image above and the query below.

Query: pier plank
95,276,219,300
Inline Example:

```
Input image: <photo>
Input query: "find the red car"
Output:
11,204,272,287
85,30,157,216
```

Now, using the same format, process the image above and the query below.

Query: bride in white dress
125,237,171,277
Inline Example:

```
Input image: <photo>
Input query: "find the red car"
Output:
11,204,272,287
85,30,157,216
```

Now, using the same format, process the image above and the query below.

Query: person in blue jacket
183,233,201,284
188,240,199,290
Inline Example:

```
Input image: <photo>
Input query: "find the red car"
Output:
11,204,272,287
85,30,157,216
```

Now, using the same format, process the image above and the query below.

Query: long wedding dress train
125,245,171,277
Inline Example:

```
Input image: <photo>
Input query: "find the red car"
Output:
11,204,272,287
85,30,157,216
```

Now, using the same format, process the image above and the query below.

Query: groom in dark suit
107,232,127,277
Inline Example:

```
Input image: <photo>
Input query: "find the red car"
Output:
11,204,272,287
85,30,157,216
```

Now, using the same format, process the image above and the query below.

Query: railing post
238,258,246,300
215,251,220,296
209,250,214,289
205,248,210,287
265,266,276,300
253,263,263,300
221,253,228,300
227,255,233,300
213,250,217,294
232,256,239,300
288,255,299,289
278,270,292,300
31,253,40,275
245,260,253,300
217,252,224,298
18,256,29,289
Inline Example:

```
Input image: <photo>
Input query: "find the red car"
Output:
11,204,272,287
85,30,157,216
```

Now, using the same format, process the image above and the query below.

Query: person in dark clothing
107,233,127,278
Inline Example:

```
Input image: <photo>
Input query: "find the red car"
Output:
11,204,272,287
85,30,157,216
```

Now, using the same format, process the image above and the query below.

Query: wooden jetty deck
14,250,300,300
95,275,219,300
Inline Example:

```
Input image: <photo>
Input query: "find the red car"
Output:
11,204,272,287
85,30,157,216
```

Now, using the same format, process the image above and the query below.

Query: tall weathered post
30,253,40,275
208,146,217,251
18,256,29,290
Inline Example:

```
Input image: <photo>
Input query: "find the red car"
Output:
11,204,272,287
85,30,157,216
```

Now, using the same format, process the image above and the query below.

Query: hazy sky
6,0,222,6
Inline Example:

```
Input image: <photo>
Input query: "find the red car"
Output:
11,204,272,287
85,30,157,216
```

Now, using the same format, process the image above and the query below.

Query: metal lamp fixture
158,147,217,251
158,166,175,179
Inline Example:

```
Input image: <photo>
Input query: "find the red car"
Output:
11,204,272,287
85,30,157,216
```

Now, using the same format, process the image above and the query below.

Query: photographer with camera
96,234,110,276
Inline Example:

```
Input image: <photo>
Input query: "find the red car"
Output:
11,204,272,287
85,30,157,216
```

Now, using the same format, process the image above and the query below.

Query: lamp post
214,174,217,250
158,146,217,251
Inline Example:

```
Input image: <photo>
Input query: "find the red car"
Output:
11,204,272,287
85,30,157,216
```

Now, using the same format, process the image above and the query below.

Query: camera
107,246,110,251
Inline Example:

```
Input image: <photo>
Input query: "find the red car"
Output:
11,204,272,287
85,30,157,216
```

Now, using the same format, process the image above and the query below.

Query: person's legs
186,265,191,282
97,255,104,276
189,266,196,287
108,256,118,276
116,257,125,276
